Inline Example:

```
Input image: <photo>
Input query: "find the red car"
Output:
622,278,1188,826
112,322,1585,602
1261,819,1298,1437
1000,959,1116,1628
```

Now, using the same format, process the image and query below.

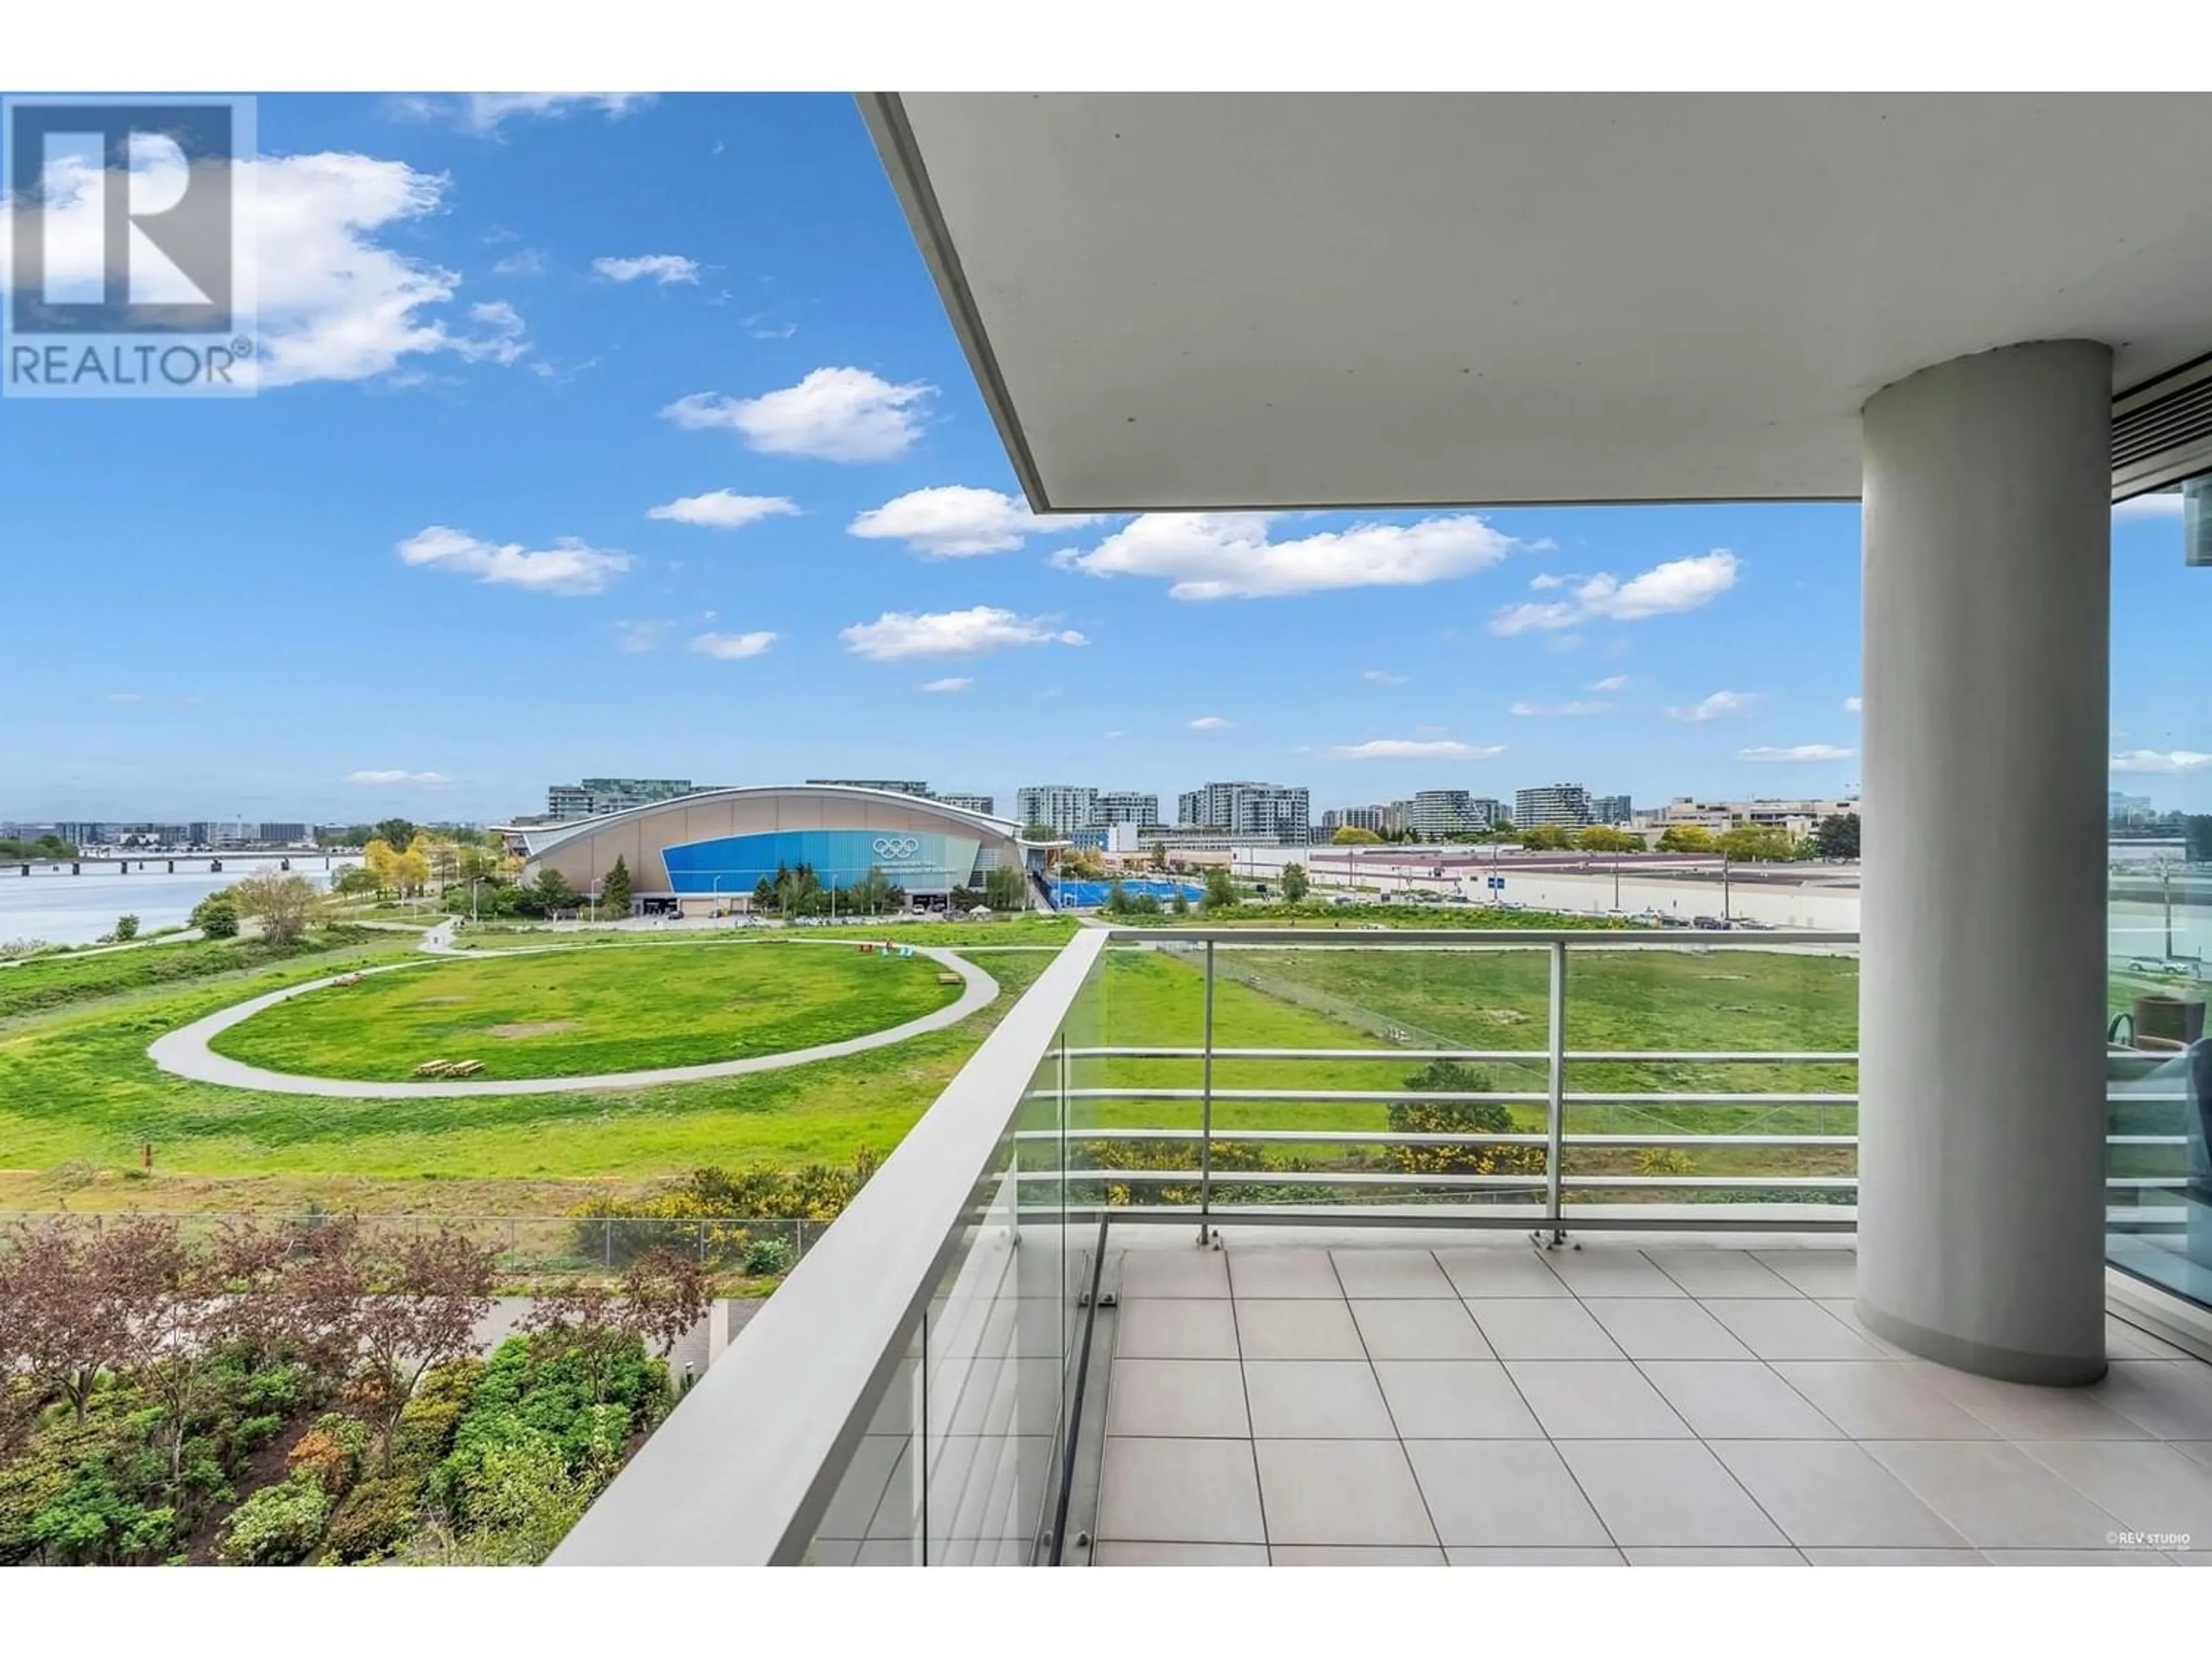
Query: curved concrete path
146,935,999,1099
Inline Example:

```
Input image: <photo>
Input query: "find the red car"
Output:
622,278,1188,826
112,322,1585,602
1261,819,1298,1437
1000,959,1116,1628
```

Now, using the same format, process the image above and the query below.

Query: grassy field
0,926,384,1021
0,940,1048,1213
207,939,962,1081
2,916,2197,1216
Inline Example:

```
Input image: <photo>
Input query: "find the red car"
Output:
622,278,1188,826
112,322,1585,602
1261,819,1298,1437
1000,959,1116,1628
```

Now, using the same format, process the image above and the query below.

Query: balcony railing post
1199,940,1215,1243
1542,938,1567,1247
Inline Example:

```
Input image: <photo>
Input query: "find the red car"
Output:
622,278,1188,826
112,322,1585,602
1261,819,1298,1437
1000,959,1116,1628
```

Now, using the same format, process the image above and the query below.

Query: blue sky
2,91,2206,825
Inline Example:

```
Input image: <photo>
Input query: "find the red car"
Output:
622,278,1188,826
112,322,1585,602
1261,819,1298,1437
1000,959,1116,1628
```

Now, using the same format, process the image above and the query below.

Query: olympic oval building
514,785,1050,914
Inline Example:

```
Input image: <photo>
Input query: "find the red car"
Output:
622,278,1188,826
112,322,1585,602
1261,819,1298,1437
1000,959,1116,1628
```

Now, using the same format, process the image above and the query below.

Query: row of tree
0,834,77,861
1328,812,1862,862
747,861,910,917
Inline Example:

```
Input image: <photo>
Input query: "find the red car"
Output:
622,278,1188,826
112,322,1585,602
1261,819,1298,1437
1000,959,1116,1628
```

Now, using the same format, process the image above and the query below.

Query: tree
1104,878,1128,914
983,866,1027,910
398,834,434,897
1281,862,1310,902
0,1216,167,1423
1717,824,1797,862
1385,1060,1543,1177
189,892,239,938
349,1226,497,1469
1149,840,1169,871
1657,824,1716,853
1814,812,1862,861
111,914,139,942
1202,865,1238,909
1170,890,1190,916
1518,825,1572,851
361,837,403,899
1021,823,1060,842
370,817,420,853
1575,827,1639,854
532,867,577,914
750,876,775,911
231,873,321,946
600,855,632,917
331,865,380,899
1332,825,1382,845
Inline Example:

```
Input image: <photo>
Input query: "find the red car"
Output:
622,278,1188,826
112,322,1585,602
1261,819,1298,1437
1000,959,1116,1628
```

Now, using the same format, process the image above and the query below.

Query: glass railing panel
1560,934,1858,1218
1074,934,1552,1217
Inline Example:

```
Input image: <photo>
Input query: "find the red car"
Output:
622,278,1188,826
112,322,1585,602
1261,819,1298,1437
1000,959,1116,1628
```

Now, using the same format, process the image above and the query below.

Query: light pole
1721,854,1732,922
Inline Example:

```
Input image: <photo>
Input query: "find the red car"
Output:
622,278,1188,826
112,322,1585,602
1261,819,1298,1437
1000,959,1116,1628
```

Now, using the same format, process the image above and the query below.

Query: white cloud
646,490,799,530
344,769,449,786
613,620,666,653
742,313,797,339
397,93,654,136
1490,550,1740,635
1738,745,1856,762
2112,749,2212,774
490,247,545,278
2114,493,2186,518
663,368,933,462
839,607,1087,661
1188,715,1234,732
688,631,778,660
1327,739,1506,761
1843,695,1863,713
1665,690,1765,723
1509,700,1613,717
458,301,530,366
848,486,1097,557
1362,668,1408,685
107,691,145,704
396,525,630,596
1058,512,1517,600
1529,573,1567,590
1104,729,1125,739
1589,675,1630,693
593,253,700,285
921,677,974,694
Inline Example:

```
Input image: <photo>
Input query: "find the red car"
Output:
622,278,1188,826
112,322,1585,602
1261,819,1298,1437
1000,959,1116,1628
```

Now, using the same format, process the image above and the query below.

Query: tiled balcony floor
1084,1234,2212,1566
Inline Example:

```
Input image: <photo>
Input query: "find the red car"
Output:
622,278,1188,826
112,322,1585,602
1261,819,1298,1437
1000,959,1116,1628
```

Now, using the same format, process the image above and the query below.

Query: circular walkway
146,934,1000,1099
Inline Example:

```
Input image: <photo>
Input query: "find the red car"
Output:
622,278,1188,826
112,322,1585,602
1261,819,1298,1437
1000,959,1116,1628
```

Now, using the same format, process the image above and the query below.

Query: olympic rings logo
872,836,922,859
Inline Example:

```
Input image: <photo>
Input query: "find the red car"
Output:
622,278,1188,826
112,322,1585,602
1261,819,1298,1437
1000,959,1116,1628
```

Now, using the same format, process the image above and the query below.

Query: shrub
318,1475,418,1564
217,1472,334,1565
188,893,240,939
229,1413,284,1458
113,914,139,942
741,1237,793,1277
286,1414,372,1495
1384,1060,1544,1178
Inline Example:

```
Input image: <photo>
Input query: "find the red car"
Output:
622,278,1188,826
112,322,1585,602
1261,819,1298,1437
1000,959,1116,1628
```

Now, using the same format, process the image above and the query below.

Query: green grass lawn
0,945,1047,1209
0,926,386,1022
206,940,964,1081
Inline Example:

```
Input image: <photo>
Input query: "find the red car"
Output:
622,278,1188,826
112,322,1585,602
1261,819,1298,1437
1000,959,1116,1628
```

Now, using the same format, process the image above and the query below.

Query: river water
0,867,342,948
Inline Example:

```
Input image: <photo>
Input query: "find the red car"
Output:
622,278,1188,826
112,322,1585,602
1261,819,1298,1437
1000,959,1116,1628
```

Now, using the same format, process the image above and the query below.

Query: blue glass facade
662,830,983,894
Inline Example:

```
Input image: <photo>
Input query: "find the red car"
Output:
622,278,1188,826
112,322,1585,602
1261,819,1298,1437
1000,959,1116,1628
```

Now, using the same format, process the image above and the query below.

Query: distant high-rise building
2109,791,2156,824
1589,794,1633,826
1179,781,1312,844
1407,790,1483,836
1016,785,1099,836
933,791,997,816
256,822,309,844
1514,783,1594,830
546,778,717,821
1092,790,1161,828
1322,805,1389,834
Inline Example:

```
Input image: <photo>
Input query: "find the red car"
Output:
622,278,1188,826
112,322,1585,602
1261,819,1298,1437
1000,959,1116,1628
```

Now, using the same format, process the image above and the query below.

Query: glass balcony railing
553,923,2210,1565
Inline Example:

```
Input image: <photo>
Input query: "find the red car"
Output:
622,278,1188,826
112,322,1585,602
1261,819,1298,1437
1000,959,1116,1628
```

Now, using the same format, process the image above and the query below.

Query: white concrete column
1857,340,2113,1385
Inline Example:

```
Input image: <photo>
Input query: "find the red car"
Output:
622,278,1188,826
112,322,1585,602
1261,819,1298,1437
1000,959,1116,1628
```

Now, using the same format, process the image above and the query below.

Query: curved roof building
516,785,1044,908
